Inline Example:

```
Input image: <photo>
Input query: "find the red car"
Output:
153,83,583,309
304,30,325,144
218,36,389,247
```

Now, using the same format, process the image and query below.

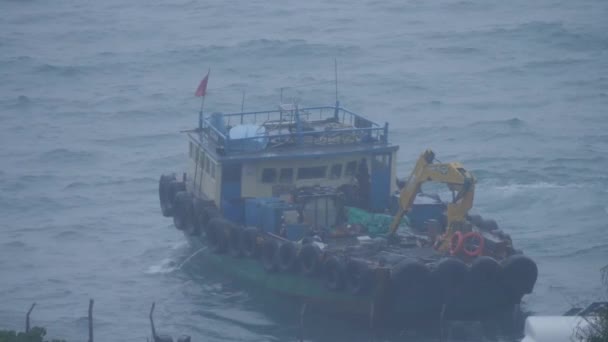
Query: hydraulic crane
388,150,475,250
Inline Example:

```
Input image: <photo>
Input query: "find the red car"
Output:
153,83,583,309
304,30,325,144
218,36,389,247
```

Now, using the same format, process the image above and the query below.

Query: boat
157,97,538,324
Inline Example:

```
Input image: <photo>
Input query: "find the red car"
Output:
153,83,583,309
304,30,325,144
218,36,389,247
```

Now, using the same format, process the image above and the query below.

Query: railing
200,106,389,154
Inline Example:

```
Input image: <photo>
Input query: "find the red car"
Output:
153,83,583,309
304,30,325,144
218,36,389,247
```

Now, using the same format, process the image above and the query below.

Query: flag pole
198,95,206,130
198,68,210,130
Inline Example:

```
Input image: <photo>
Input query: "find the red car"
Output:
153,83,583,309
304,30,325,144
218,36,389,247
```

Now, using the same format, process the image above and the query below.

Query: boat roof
190,104,398,163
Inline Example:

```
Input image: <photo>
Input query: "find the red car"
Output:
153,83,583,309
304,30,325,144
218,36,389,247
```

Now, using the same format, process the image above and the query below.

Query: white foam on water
170,240,188,250
145,246,207,274
145,257,178,274
177,246,207,270
490,181,584,195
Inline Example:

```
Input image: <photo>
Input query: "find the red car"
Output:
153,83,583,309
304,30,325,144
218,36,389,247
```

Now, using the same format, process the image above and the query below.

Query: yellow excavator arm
388,149,475,238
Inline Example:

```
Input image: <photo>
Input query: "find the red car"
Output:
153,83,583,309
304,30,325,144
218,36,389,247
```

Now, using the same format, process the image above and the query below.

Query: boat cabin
186,103,399,228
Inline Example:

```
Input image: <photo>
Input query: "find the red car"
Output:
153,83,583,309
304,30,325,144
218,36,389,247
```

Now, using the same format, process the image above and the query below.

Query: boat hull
185,234,374,316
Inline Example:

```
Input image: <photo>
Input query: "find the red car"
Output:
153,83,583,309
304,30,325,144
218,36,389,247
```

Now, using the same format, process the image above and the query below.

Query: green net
345,206,410,236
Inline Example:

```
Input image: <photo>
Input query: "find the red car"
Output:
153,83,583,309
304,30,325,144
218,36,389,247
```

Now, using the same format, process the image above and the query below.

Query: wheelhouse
186,103,399,222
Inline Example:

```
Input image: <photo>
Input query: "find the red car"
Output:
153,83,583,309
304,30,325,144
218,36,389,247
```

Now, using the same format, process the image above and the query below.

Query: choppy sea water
1,0,607,341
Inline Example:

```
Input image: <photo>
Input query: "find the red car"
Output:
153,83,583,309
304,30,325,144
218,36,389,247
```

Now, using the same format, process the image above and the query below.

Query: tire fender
324,256,346,291
277,242,298,272
345,259,374,295
262,239,279,273
298,244,322,276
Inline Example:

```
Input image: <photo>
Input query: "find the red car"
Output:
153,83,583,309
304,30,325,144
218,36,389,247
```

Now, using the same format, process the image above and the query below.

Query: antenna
334,58,340,120
334,58,339,103
240,90,246,124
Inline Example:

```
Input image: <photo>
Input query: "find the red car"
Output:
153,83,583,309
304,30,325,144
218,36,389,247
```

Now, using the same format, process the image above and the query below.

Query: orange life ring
462,231,485,257
449,231,464,255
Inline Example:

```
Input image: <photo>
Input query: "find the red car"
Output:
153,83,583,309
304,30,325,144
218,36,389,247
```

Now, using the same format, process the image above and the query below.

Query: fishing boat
157,94,538,323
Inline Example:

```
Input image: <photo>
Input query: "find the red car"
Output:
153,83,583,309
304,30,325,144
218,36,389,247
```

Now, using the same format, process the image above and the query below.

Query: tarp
345,206,410,236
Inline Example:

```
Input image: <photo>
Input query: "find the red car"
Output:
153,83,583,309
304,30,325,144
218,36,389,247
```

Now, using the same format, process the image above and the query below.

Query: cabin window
205,156,210,173
345,161,357,176
374,154,390,168
211,162,216,179
279,168,294,183
193,146,200,163
261,168,277,183
297,166,326,180
199,151,205,167
330,164,342,179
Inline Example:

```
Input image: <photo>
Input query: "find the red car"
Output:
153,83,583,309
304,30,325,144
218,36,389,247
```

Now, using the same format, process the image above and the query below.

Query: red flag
195,70,210,97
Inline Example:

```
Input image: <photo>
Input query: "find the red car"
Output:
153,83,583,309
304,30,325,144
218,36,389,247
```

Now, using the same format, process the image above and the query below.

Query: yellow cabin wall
187,141,221,205
241,154,373,198
188,140,398,206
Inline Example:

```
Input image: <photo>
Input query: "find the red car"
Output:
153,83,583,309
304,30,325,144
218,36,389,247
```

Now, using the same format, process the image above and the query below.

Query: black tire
229,226,244,258
262,239,279,273
191,198,209,236
159,174,176,217
202,205,220,236
206,217,221,246
212,220,230,254
277,242,298,272
206,218,229,254
500,255,538,304
168,180,186,208
468,214,483,228
240,227,260,258
433,258,469,306
391,261,433,313
470,256,502,311
298,243,322,276
173,191,194,232
480,219,499,231
155,335,174,342
324,256,346,291
345,259,374,295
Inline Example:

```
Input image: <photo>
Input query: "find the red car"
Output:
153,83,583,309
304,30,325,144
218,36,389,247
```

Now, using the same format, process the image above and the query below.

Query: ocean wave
0,194,68,213
93,132,177,147
468,117,525,129
149,39,361,66
64,179,116,191
171,240,189,250
145,257,178,274
523,58,589,70
2,240,26,248
64,181,88,190
442,1,493,11
1,173,60,193
548,156,608,166
34,63,86,78
38,148,97,164
54,230,86,240
427,21,608,54
484,181,586,197
428,46,481,55
490,21,606,51
549,243,608,259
